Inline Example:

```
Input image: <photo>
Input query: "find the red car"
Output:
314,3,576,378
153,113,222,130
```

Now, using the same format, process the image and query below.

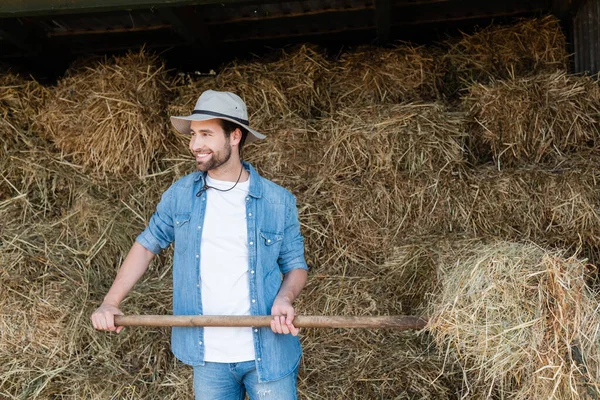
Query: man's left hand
270,297,300,336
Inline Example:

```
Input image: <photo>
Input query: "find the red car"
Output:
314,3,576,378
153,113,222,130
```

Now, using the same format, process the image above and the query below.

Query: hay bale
428,241,600,399
445,16,567,87
36,50,173,177
445,160,600,256
0,72,48,154
215,45,331,127
318,103,467,181
329,44,444,107
465,72,600,166
305,103,466,259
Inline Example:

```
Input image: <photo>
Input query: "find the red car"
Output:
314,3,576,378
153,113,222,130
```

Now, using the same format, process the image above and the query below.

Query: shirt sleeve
278,195,309,274
135,185,175,254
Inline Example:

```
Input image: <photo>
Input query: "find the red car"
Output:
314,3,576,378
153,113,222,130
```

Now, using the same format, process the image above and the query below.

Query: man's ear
230,128,242,146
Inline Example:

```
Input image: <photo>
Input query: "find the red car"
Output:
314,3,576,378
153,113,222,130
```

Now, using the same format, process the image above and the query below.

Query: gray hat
170,90,266,144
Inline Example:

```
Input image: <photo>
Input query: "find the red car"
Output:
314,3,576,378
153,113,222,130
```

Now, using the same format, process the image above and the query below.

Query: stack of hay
3,13,600,400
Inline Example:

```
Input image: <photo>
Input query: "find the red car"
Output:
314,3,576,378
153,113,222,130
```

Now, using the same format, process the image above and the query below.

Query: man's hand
270,297,300,336
91,303,125,333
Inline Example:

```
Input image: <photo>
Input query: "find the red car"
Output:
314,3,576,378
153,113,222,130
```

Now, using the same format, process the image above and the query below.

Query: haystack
329,44,444,108
445,16,567,87
36,50,173,177
428,241,600,399
465,72,600,166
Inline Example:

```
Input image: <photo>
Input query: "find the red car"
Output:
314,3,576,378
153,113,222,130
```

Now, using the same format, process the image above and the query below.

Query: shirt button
176,221,179,225
197,225,201,229
196,284,200,288
254,329,258,332
252,299,256,303
250,270,255,274
245,197,250,201
267,239,271,243
249,242,253,246
196,254,199,258
248,212,252,217
202,198,205,201
257,358,261,361
198,341,202,345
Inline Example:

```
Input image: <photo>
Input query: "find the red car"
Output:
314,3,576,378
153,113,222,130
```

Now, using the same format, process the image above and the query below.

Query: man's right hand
91,303,124,333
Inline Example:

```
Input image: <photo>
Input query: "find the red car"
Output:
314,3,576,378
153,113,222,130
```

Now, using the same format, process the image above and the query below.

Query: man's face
189,119,232,172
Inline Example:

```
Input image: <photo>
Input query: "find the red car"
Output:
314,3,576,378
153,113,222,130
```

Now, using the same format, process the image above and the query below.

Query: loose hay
36,49,173,177
445,16,568,88
464,72,600,166
329,44,444,107
428,241,600,399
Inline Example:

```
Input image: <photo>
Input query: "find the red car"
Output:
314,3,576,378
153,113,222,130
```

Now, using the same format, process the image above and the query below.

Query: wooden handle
114,315,427,330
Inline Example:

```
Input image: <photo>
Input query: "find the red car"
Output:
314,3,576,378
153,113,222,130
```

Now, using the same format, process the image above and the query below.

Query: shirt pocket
260,231,284,267
174,212,191,254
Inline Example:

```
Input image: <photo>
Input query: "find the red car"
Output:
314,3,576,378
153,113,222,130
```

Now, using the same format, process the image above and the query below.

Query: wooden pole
114,315,427,330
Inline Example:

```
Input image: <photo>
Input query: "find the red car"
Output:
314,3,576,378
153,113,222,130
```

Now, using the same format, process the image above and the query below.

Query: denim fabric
193,361,298,400
136,161,308,382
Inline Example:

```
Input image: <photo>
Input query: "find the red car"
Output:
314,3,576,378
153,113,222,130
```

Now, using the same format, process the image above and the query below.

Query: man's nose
190,134,204,150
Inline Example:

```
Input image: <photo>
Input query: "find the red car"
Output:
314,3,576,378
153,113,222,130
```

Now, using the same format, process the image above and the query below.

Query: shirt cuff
136,229,162,255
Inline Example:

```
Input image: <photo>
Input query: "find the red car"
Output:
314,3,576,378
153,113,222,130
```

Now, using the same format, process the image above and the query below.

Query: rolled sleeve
278,196,308,275
135,186,175,254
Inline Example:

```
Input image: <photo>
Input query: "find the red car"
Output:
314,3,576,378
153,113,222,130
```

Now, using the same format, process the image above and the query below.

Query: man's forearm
103,241,156,307
275,269,308,304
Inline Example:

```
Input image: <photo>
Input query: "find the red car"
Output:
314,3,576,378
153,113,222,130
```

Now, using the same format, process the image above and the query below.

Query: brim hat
170,90,266,144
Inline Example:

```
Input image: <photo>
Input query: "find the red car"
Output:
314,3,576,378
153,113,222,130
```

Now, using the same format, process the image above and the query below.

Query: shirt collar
192,161,262,198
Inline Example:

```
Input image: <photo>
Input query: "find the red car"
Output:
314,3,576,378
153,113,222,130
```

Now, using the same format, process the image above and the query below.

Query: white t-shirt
200,175,255,362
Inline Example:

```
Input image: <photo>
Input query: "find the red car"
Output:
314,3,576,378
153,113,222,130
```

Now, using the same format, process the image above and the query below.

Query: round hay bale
445,16,567,87
428,240,600,399
329,44,444,108
36,50,173,177
464,72,600,167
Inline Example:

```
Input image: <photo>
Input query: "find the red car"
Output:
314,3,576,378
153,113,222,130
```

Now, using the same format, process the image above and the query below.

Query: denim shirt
135,161,308,382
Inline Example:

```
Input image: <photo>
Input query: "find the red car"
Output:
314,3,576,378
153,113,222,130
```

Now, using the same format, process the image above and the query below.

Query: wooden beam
157,8,195,45
390,0,548,26
0,18,41,55
165,7,214,49
0,0,260,18
552,0,586,19
374,0,391,44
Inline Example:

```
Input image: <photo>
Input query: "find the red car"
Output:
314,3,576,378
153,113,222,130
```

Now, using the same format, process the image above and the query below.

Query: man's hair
218,119,249,157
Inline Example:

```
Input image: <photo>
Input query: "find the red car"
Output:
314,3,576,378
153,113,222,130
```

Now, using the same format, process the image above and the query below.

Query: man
91,90,308,399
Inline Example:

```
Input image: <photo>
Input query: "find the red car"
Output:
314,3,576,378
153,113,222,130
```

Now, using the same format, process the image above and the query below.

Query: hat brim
170,114,266,144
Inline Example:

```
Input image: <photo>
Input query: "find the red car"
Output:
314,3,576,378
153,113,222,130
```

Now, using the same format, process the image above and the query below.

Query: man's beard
195,141,232,172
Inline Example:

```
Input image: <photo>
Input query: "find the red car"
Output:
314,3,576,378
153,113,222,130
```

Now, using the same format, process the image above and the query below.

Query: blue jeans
193,361,298,400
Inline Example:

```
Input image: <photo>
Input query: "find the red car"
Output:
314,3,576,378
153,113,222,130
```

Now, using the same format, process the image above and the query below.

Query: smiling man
91,90,309,399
